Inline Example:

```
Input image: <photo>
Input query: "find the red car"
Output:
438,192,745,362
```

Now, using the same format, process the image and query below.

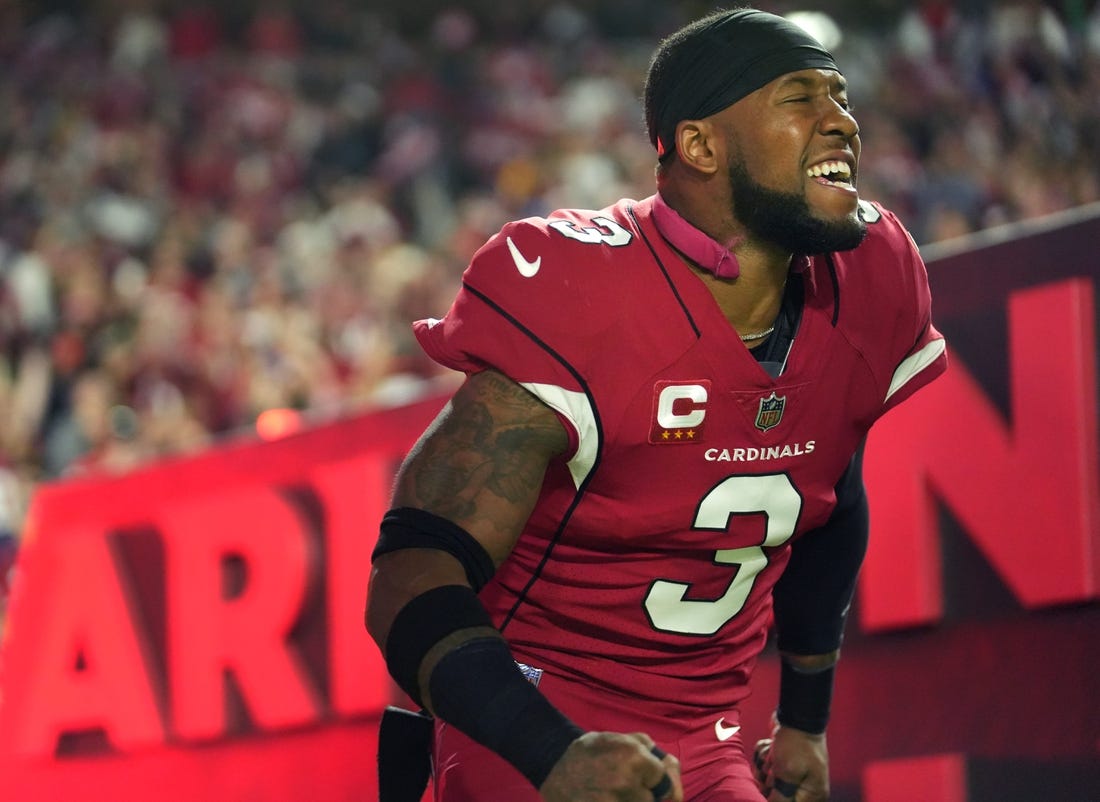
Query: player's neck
654,187,793,281
646,190,796,278
654,186,792,342
687,258,789,343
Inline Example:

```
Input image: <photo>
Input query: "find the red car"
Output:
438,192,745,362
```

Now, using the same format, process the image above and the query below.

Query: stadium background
1,1,1099,800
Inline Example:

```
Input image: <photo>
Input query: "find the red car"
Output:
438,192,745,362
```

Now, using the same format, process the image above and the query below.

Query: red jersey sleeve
412,217,588,395
874,205,947,415
838,202,947,419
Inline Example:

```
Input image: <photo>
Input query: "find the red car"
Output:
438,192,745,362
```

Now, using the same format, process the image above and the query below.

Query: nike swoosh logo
714,718,741,741
506,236,541,278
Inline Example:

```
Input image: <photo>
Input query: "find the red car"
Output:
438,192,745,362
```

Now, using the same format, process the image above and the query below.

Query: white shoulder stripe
886,338,947,402
519,382,598,490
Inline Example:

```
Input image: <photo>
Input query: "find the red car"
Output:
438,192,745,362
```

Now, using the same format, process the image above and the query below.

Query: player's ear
675,119,720,175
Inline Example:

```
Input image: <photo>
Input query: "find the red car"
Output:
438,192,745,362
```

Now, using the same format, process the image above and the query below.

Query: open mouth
806,160,854,188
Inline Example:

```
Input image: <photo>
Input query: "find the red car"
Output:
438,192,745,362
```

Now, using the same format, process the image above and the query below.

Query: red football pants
432,668,766,802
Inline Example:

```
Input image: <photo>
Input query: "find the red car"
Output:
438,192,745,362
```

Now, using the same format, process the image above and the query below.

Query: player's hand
540,731,683,802
752,724,829,801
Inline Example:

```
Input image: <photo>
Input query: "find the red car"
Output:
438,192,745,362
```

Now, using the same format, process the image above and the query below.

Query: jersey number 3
644,473,801,636
548,217,633,246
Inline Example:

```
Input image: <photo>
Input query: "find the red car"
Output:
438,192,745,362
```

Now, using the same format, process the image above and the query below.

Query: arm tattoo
402,372,565,523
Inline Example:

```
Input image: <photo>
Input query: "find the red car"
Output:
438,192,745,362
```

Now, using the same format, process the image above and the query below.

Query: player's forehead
766,68,847,93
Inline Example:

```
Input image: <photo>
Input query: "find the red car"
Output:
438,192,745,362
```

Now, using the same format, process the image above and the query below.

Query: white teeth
807,161,852,181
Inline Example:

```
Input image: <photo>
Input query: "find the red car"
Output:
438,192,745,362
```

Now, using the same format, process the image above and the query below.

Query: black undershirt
748,272,804,378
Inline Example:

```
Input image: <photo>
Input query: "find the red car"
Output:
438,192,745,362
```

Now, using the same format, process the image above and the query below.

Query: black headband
646,8,840,159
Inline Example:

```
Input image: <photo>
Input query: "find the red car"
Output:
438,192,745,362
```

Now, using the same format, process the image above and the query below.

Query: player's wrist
429,638,584,788
382,584,583,788
775,658,834,735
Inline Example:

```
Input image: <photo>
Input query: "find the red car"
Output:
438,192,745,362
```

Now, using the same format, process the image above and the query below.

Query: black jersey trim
462,282,603,632
910,319,933,357
627,204,702,339
824,253,840,327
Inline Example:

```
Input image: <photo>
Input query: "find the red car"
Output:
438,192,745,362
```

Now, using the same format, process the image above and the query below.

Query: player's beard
727,161,868,255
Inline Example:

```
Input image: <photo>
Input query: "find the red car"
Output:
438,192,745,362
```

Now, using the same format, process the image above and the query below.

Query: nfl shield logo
754,392,786,432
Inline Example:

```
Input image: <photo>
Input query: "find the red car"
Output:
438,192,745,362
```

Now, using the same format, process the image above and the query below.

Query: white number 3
644,473,802,636
548,217,633,246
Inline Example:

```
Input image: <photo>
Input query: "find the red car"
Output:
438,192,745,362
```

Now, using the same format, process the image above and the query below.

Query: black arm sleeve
773,441,869,655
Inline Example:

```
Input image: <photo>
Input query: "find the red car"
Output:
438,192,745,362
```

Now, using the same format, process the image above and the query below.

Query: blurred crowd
0,0,1099,599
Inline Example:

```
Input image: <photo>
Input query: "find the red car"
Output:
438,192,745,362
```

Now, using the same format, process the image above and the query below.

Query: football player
367,8,946,802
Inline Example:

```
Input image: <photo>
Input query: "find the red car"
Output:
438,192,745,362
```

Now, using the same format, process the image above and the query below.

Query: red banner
0,397,444,800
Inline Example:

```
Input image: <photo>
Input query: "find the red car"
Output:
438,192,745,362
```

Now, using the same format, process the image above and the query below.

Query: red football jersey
413,194,946,717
